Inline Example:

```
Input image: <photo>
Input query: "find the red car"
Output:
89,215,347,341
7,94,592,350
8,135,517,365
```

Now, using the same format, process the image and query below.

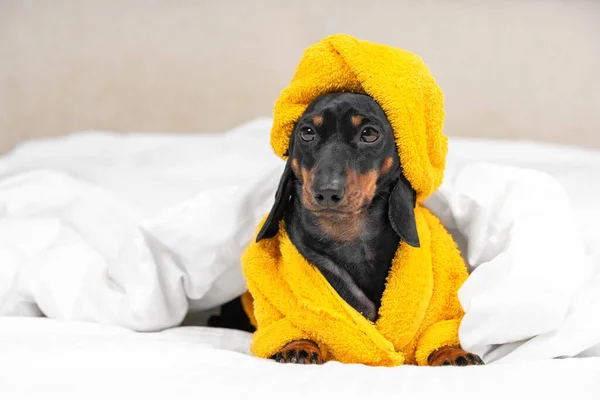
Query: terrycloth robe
240,34,470,366
241,207,467,366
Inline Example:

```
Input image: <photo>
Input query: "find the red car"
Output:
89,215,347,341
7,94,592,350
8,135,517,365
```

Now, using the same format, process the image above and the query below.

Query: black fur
211,92,419,330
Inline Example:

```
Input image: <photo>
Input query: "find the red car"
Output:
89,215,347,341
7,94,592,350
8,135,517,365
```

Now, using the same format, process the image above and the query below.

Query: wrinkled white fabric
0,119,283,330
425,163,600,362
1,118,599,363
1,316,599,399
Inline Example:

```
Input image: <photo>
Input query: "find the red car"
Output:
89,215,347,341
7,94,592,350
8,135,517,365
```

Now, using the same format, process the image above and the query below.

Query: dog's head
256,92,419,247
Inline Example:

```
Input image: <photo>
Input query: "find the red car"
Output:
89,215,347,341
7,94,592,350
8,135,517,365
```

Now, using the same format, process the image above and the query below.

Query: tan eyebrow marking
351,115,363,127
312,114,324,126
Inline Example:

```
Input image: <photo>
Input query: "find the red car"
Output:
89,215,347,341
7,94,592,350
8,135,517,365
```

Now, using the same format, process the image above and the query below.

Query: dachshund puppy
213,92,483,367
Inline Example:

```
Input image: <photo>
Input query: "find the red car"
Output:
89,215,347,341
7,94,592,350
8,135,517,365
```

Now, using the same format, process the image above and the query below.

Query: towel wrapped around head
270,33,447,201
241,34,468,366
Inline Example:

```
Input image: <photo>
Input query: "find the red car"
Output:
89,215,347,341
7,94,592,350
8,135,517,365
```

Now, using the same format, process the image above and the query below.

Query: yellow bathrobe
240,34,469,366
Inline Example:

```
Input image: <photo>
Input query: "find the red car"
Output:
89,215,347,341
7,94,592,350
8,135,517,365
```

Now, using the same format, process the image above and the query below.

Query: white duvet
2,317,599,399
1,118,600,366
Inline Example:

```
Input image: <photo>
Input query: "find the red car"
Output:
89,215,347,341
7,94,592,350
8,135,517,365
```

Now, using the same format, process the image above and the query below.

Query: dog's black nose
313,185,345,206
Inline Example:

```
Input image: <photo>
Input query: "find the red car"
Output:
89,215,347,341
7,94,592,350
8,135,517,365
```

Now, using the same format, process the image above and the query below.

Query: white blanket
2,317,600,399
1,118,599,364
0,317,600,400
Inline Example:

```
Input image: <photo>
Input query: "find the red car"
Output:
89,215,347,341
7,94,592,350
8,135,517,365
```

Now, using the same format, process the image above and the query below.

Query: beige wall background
1,0,599,154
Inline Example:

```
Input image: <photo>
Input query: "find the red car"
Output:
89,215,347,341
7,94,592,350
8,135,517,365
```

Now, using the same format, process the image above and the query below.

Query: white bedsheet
1,316,599,399
1,118,600,369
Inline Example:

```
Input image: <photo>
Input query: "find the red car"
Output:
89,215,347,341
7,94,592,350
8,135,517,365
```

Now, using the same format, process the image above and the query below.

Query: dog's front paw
273,339,323,365
428,346,484,366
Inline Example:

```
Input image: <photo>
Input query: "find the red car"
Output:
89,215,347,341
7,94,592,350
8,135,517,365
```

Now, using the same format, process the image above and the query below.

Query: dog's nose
313,185,345,206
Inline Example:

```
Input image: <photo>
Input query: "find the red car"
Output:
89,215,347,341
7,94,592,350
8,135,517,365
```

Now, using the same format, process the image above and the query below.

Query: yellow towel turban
269,33,447,200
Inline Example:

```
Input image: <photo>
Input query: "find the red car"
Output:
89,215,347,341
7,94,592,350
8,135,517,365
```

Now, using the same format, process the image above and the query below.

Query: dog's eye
360,128,380,143
300,127,315,142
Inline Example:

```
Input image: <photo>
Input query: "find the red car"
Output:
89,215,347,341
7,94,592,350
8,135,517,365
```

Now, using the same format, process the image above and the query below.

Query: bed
2,1,600,398
1,118,600,398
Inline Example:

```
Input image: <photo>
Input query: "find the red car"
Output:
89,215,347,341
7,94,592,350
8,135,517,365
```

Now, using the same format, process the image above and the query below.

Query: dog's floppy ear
388,174,420,248
255,137,296,242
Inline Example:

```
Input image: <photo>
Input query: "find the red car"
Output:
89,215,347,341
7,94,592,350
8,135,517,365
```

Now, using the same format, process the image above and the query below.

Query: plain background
1,0,599,153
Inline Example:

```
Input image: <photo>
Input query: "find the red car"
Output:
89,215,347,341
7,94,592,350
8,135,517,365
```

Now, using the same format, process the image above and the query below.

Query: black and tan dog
210,92,483,367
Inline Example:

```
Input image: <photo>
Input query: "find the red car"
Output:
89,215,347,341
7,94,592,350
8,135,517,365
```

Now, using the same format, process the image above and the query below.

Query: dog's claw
274,351,286,363
444,352,483,366
455,356,467,366
467,353,483,365
310,352,321,364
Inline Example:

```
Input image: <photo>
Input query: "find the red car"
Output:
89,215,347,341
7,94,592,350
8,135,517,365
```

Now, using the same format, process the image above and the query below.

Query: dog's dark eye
300,127,315,142
360,128,380,143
